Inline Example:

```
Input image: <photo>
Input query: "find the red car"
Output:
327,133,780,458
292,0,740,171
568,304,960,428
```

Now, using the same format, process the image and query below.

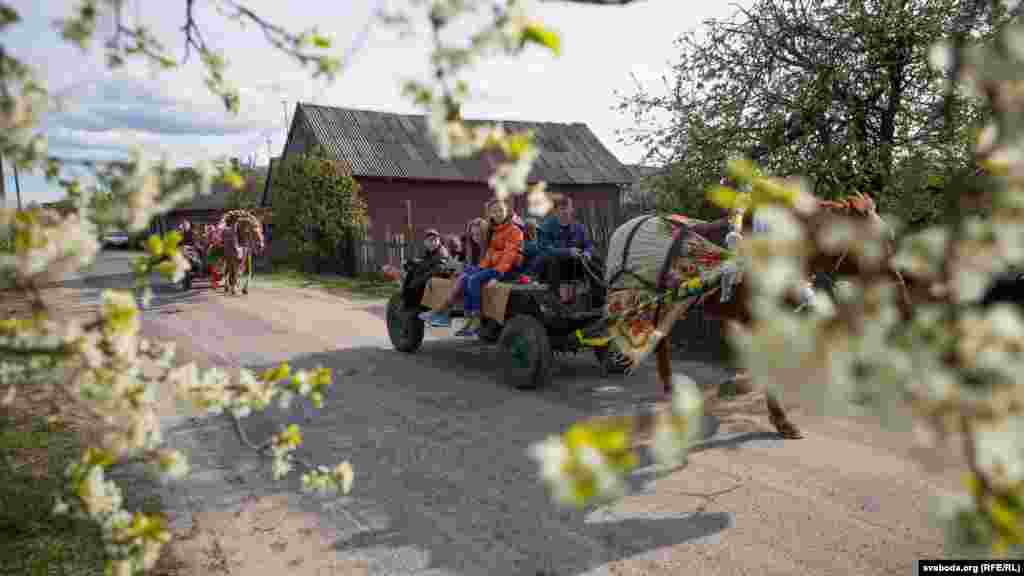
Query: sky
0,0,746,207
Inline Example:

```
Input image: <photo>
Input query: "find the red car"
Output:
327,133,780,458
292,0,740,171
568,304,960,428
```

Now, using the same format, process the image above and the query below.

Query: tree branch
537,0,648,4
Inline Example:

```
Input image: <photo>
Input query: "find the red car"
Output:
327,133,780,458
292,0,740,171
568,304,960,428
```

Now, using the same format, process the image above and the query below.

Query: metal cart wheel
386,293,425,353
497,314,553,390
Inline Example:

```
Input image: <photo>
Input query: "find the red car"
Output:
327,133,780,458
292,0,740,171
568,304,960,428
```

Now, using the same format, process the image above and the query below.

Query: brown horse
648,193,906,439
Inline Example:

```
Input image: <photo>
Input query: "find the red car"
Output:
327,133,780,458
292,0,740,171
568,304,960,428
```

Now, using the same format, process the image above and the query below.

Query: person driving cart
177,219,200,266
526,194,592,305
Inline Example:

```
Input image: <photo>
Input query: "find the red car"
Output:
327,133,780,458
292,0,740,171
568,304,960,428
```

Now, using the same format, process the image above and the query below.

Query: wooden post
379,224,390,270
405,199,414,258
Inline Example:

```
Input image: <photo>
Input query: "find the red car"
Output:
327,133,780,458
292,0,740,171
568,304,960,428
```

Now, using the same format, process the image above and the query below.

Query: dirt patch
162,494,370,576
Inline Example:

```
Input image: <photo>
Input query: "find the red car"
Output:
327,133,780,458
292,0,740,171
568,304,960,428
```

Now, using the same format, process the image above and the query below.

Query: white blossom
973,415,1024,484
528,436,574,505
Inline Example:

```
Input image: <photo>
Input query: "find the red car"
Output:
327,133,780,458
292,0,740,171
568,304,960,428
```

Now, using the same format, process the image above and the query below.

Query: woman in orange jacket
455,198,524,337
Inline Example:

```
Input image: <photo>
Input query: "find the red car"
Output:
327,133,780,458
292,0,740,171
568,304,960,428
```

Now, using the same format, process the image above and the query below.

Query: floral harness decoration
199,210,266,273
576,214,744,371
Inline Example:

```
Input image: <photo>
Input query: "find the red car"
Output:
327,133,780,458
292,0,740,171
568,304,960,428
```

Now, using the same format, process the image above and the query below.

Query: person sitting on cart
422,228,450,262
454,199,524,337
420,217,488,327
445,234,464,263
528,194,593,305
522,194,560,274
404,228,450,296
523,217,539,243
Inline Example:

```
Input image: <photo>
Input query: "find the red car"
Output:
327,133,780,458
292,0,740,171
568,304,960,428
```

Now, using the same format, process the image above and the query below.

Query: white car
101,230,131,248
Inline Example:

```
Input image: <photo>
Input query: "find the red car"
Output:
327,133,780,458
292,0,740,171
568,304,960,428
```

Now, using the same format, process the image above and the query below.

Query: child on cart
454,198,524,337
420,217,488,328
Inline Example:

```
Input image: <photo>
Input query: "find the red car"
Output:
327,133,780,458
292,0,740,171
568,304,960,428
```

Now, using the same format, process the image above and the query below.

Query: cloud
9,0,760,206
50,76,277,138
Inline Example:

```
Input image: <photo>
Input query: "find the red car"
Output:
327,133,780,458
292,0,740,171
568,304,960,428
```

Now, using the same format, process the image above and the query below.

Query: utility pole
266,138,273,163
281,99,289,134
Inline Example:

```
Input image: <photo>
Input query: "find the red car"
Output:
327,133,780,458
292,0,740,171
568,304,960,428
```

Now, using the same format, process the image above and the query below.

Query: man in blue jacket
525,194,592,304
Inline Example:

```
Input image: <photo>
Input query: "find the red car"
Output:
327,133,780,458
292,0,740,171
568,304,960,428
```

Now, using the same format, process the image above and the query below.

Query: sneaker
455,317,480,337
427,312,451,327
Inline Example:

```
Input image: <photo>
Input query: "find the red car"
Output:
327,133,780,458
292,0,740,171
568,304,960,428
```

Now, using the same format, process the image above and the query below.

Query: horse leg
656,337,673,399
765,391,803,439
242,252,251,294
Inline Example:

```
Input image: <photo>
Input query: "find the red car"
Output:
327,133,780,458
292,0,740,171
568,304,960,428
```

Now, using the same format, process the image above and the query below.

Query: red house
261,103,633,246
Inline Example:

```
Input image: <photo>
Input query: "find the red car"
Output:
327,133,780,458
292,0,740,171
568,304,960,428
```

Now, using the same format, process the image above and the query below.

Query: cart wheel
497,315,552,390
477,318,502,343
386,293,425,353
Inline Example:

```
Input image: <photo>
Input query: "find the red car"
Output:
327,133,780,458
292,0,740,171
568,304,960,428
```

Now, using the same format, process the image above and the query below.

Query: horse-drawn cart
179,209,265,293
385,213,756,392
385,254,618,390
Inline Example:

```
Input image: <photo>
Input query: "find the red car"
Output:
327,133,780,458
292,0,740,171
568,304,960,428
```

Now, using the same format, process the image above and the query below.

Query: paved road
70,250,959,576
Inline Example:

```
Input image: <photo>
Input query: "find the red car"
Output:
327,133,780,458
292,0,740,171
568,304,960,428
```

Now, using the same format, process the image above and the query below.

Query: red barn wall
358,177,621,242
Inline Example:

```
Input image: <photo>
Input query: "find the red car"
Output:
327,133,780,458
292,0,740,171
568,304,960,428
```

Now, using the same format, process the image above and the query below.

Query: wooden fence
353,234,415,274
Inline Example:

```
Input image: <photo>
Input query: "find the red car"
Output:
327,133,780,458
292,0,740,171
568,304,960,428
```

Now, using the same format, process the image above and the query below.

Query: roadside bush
270,148,367,272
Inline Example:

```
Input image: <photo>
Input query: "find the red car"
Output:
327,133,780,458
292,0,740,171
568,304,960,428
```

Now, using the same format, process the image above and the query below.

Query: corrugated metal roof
290,103,634,185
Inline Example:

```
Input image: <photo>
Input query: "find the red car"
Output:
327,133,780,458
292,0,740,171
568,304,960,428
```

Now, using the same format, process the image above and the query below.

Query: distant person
222,222,246,295
178,219,195,246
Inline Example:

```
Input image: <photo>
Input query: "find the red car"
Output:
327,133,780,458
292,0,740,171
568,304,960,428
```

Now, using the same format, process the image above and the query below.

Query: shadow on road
329,509,732,575
127,342,794,575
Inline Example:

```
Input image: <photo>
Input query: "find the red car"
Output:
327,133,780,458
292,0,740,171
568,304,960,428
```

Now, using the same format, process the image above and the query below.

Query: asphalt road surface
64,249,960,576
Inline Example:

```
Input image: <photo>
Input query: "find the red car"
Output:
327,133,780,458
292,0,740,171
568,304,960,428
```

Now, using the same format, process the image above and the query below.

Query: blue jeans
463,267,515,314
449,264,479,301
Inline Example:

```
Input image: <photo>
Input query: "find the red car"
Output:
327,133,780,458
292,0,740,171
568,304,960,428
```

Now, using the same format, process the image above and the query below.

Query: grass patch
0,410,107,576
260,268,399,300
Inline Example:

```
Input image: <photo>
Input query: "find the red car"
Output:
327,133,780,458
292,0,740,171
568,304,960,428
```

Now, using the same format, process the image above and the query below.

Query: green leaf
522,23,561,56
0,5,20,28
502,131,535,161
222,169,245,190
312,34,332,49
707,185,738,209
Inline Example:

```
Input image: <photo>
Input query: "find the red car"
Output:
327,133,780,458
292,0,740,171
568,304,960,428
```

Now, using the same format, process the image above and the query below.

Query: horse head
809,191,909,308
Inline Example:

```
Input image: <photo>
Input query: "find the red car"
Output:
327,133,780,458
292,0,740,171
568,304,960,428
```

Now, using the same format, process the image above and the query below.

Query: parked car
101,229,131,248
